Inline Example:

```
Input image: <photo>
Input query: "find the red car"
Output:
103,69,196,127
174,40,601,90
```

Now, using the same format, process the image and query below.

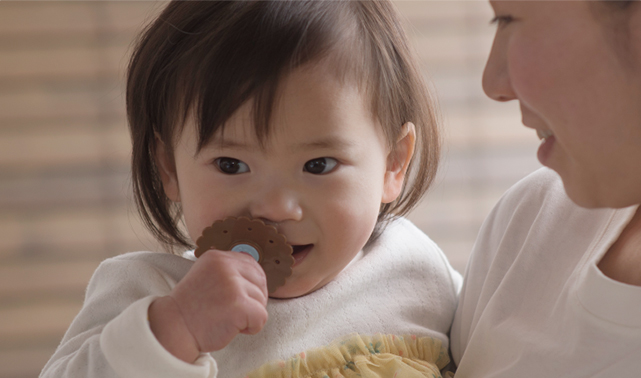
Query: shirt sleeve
101,296,216,377
39,253,218,378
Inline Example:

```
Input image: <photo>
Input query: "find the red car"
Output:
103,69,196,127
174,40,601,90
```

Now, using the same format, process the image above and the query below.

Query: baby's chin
268,275,333,299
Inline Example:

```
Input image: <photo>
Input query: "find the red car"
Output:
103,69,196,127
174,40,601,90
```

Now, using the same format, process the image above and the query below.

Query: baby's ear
382,122,416,204
154,135,181,202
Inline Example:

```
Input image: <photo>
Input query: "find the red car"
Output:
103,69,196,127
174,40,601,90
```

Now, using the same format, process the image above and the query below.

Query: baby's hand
148,250,269,363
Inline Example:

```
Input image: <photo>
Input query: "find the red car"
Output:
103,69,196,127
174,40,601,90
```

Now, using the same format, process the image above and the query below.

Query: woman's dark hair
127,0,440,250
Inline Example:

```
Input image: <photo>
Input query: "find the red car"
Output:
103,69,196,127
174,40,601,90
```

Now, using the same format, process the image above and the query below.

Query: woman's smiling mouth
536,129,554,140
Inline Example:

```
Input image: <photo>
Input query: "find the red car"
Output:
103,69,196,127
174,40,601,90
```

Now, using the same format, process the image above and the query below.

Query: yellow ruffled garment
245,333,450,378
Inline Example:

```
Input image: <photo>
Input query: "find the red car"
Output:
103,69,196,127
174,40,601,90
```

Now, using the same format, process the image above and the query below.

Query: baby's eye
303,157,338,175
214,157,250,174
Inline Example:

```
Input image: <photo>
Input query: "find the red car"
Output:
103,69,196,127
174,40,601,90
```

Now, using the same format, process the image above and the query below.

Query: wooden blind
0,3,165,377
0,2,538,377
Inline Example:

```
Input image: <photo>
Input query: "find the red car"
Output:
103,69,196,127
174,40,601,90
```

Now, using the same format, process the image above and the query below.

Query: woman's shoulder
485,167,614,239
465,167,619,281
480,168,577,242
495,167,567,212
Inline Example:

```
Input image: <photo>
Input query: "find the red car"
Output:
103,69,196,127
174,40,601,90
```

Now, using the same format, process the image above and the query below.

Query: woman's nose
482,34,517,102
248,183,303,224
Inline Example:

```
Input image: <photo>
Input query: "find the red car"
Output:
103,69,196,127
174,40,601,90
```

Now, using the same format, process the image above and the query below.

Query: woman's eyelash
490,15,514,26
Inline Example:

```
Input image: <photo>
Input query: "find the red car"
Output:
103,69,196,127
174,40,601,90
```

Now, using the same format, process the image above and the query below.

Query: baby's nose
248,184,303,224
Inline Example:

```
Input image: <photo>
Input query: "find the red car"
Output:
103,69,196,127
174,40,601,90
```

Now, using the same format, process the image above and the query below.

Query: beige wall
0,2,539,377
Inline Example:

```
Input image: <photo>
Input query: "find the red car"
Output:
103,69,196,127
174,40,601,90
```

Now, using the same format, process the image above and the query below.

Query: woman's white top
451,168,641,377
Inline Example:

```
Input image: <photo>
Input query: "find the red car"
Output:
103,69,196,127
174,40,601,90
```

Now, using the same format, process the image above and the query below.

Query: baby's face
159,62,406,298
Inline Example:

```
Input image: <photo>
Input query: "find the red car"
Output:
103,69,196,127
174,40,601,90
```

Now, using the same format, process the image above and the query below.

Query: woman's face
484,1,641,208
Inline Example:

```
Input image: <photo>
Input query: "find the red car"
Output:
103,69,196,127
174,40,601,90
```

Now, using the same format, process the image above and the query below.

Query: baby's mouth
291,244,313,266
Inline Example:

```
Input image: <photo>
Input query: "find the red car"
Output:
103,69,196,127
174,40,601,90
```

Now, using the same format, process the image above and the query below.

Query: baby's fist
149,250,268,362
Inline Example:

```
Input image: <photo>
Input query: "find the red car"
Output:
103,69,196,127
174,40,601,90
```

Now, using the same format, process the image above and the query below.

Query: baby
41,1,461,377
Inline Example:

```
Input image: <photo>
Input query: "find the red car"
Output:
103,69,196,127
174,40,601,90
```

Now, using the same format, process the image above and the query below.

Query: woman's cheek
507,36,545,106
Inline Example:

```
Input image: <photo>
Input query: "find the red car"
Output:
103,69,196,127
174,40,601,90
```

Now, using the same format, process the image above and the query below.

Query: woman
450,1,641,376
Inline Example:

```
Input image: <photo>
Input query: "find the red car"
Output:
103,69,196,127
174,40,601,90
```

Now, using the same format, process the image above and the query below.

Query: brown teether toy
194,217,295,294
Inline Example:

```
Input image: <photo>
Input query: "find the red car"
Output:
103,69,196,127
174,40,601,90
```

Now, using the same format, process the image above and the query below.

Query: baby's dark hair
127,0,441,250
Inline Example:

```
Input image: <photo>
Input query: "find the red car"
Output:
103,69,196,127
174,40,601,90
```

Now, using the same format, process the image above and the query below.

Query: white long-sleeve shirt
451,168,641,377
41,217,462,378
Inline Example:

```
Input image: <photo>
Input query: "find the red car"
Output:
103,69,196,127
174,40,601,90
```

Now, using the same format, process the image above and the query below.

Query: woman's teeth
537,129,554,140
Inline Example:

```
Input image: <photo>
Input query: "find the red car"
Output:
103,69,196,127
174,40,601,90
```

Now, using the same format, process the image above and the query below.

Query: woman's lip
291,244,312,267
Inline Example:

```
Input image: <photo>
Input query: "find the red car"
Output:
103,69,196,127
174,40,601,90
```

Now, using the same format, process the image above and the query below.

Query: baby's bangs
175,1,356,152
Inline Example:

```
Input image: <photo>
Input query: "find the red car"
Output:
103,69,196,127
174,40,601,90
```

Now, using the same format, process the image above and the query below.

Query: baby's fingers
238,297,269,335
241,275,269,307
203,293,268,351
233,252,269,301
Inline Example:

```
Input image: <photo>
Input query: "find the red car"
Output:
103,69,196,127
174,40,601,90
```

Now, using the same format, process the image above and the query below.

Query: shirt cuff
101,296,217,378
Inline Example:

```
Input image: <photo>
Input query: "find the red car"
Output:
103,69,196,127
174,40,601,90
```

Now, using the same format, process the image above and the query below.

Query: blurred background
0,2,540,377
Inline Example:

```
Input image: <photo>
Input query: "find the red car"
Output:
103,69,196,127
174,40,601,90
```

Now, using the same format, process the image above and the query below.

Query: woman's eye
303,157,338,175
490,15,513,27
214,157,250,174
